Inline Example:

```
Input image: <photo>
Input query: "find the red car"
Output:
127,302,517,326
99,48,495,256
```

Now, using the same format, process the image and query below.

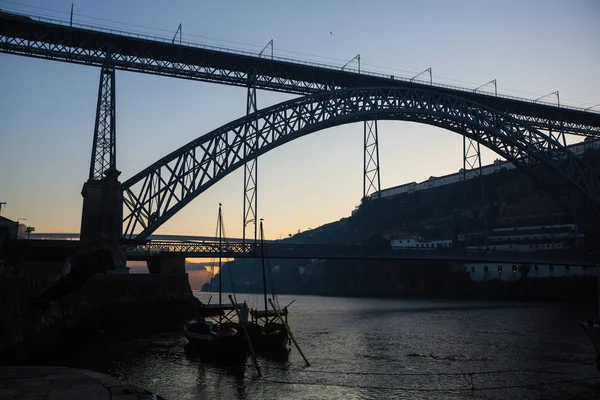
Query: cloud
185,262,208,272
188,269,213,291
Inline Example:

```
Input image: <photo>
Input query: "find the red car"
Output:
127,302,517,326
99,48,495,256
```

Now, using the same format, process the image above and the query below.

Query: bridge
21,238,596,267
126,240,596,266
29,233,276,244
2,10,600,274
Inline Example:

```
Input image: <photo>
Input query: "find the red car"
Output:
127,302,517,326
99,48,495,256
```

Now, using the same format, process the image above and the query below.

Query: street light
25,226,35,240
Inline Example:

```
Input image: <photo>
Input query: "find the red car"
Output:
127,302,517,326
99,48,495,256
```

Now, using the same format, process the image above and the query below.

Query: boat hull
245,322,289,355
184,321,248,359
582,321,600,370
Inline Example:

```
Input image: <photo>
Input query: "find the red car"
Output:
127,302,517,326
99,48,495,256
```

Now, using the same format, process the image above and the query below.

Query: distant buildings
464,224,593,282
381,139,599,282
0,216,18,240
372,138,600,200
391,237,452,249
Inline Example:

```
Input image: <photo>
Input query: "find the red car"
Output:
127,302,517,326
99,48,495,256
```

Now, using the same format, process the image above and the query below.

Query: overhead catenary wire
160,355,598,379
157,355,600,394
259,360,595,377
258,375,600,392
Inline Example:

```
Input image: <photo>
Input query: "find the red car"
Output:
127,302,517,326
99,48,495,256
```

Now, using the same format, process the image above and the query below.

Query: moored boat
582,320,600,368
247,310,290,355
183,204,248,360
245,219,291,357
184,305,248,358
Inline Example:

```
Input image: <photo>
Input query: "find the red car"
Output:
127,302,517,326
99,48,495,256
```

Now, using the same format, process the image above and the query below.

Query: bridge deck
20,239,596,266
129,241,595,266
1,11,599,135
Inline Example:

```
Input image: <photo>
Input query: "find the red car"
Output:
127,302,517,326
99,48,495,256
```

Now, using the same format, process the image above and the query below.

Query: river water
81,294,600,399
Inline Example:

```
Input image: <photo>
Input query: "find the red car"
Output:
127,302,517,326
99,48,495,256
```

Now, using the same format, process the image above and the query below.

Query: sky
0,0,599,241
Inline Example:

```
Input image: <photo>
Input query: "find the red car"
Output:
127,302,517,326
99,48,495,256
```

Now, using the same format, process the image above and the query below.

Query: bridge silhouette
126,240,596,266
2,10,600,270
23,238,595,267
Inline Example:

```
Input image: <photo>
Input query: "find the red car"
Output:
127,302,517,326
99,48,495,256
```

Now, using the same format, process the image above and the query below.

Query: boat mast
218,203,223,313
260,219,268,315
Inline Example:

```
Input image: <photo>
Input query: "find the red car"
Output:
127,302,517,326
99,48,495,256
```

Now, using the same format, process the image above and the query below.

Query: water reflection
75,296,600,400
192,358,249,400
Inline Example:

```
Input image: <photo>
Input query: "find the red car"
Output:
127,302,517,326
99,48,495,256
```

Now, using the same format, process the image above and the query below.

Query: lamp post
25,226,35,240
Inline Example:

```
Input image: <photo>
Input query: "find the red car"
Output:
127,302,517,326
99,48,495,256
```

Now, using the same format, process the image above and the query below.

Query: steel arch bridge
122,86,600,240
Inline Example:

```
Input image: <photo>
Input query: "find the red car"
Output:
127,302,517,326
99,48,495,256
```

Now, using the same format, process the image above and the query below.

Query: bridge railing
3,10,598,114
125,240,595,265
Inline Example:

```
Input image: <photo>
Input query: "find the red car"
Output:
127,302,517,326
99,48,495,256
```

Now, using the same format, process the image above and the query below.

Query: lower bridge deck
14,239,597,266
126,240,597,266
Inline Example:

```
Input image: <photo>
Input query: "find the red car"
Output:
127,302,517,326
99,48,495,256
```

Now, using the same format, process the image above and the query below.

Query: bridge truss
126,240,595,266
1,12,599,136
2,12,600,249
121,87,600,240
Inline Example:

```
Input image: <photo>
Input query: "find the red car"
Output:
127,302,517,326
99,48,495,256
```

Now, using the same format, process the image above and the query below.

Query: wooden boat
582,319,600,370
245,220,291,356
183,204,248,359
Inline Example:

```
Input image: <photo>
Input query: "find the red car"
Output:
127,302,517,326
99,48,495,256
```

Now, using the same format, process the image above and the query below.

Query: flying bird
329,31,333,35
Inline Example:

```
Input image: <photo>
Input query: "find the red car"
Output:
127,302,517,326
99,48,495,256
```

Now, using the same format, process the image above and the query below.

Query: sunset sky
1,0,599,241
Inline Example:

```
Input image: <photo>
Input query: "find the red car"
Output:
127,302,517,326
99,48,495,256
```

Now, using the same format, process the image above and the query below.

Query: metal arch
121,87,600,240
89,66,116,180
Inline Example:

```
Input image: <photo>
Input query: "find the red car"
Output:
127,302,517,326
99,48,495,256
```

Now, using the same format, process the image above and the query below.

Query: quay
0,366,164,400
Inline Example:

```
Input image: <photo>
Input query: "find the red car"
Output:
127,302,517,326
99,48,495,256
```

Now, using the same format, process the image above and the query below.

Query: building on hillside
391,236,452,250
377,138,600,282
371,138,600,200
0,216,18,240
464,223,592,281
0,216,18,273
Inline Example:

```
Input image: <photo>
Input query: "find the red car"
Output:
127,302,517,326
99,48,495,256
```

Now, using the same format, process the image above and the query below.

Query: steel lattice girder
126,240,595,266
1,14,600,137
121,87,600,240
89,66,116,180
363,119,381,198
243,77,258,244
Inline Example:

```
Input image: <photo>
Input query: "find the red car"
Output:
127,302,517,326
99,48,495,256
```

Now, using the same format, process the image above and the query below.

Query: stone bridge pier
79,168,127,273
147,254,186,274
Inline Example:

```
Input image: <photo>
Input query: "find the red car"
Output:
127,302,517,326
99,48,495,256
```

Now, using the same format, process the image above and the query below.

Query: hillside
207,149,600,302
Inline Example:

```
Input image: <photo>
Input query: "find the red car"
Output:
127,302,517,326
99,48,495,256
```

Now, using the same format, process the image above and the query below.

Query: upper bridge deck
1,10,599,136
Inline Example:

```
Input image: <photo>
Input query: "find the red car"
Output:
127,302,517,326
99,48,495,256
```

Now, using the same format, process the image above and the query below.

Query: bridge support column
363,119,381,199
460,136,488,248
89,66,116,180
79,66,126,272
147,255,186,274
80,169,126,272
243,75,259,245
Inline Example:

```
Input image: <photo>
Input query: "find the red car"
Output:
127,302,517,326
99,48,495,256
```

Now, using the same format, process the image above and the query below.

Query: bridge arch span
122,87,600,240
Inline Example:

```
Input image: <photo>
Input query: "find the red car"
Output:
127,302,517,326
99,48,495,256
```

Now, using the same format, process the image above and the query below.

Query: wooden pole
269,298,310,366
229,295,261,377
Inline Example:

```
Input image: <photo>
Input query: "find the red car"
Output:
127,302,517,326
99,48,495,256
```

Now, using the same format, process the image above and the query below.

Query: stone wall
0,273,198,364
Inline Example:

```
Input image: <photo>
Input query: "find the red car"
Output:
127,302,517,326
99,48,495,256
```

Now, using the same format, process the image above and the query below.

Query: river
79,294,600,399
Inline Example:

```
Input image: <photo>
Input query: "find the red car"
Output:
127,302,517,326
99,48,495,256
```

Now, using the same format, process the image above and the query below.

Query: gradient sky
0,0,599,240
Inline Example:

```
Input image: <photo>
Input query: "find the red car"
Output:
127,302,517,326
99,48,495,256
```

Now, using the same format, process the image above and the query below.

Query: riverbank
0,366,165,399
0,273,199,365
